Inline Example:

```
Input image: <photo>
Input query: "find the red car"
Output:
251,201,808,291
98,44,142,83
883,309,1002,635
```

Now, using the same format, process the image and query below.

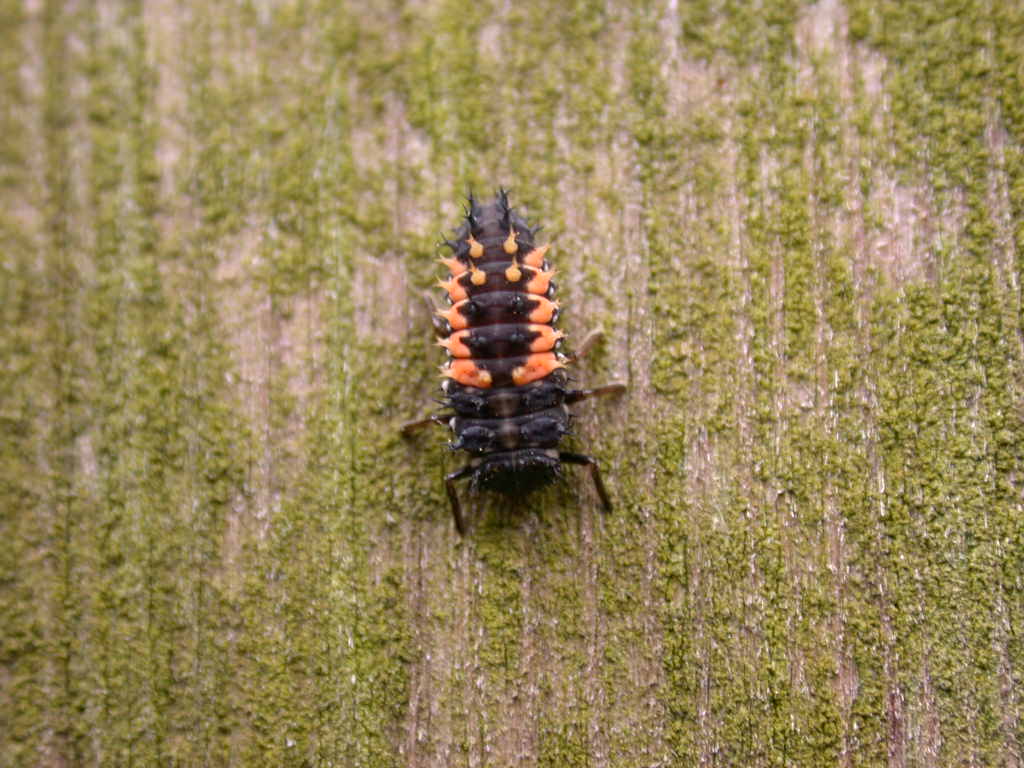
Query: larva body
412,190,623,534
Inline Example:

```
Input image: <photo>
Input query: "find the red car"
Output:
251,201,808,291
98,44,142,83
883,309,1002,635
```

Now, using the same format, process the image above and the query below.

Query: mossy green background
2,0,1022,765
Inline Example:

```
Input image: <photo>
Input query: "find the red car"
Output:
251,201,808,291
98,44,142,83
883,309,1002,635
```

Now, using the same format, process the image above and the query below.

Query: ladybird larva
405,189,625,534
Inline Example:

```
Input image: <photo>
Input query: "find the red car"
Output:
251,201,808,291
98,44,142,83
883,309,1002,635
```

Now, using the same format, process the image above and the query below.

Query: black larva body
410,190,621,534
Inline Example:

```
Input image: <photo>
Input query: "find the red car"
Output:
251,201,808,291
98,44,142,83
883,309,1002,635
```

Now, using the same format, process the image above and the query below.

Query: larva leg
401,288,453,436
566,328,604,363
421,290,450,335
565,383,626,405
445,465,474,535
400,413,448,436
559,452,613,512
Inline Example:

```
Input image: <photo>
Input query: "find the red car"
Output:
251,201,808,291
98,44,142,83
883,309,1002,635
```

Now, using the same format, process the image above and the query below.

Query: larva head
470,448,562,496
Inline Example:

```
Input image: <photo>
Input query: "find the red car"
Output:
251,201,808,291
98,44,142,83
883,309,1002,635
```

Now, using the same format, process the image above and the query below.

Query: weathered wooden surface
2,0,1023,765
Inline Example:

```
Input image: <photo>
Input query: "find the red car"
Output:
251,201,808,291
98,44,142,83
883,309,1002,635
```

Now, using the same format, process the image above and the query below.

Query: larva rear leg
558,452,613,512
445,465,474,535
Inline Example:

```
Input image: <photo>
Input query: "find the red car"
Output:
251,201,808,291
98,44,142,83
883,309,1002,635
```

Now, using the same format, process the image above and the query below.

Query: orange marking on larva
437,331,472,358
527,325,564,352
445,360,492,388
511,353,564,386
523,244,549,268
467,235,484,258
436,303,468,330
439,256,466,276
505,259,522,282
503,229,518,254
470,266,486,286
527,297,558,324
439,276,467,302
525,268,555,295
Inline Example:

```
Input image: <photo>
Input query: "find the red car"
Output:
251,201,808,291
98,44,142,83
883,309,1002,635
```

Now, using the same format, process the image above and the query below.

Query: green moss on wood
2,0,1022,765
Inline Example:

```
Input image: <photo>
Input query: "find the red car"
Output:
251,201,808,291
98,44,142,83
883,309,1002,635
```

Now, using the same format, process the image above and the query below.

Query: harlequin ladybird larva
403,189,625,534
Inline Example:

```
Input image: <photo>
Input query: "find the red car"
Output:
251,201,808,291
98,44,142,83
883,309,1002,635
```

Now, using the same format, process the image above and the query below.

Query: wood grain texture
2,0,1022,765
